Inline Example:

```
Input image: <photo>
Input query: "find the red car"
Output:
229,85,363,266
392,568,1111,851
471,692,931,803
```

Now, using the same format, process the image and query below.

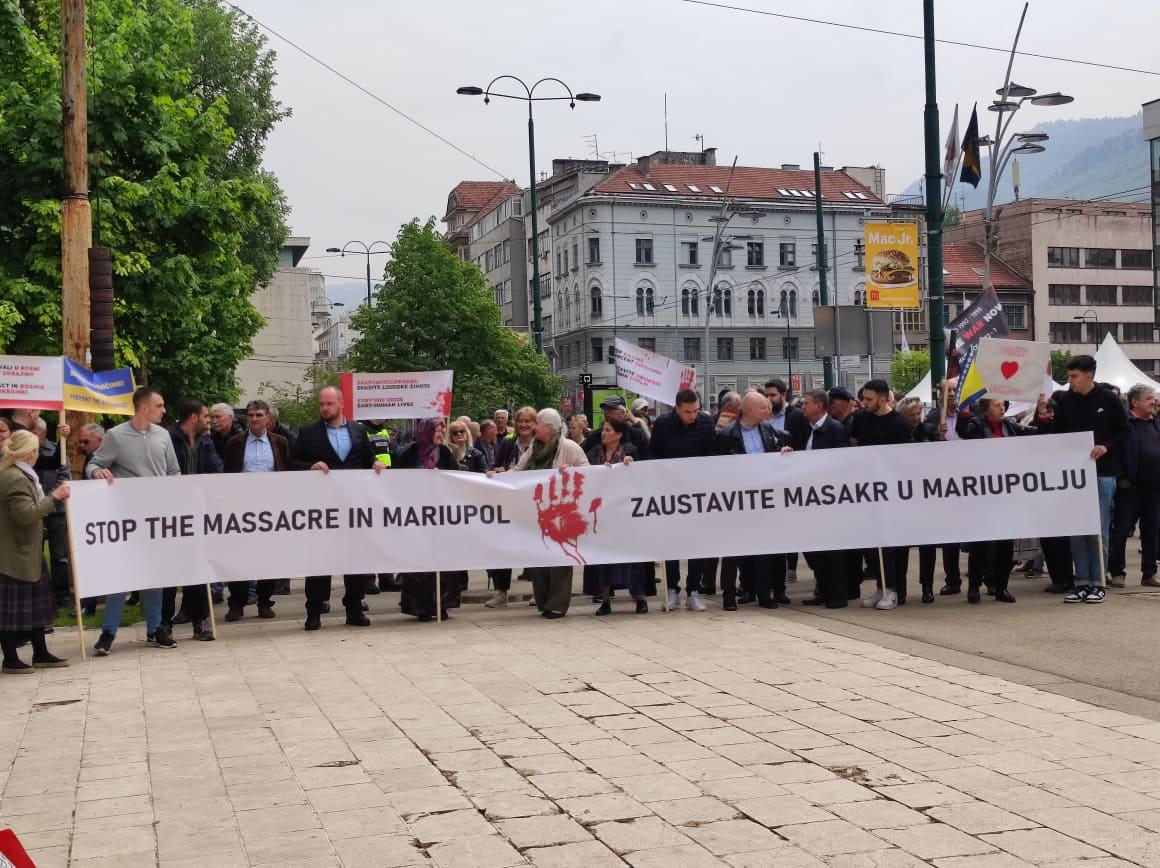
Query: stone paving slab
6,597,1160,865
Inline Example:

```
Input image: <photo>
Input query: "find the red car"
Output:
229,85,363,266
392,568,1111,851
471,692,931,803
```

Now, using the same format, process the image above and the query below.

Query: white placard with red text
340,370,453,420
614,338,697,406
0,355,64,410
974,338,1052,402
67,433,1098,597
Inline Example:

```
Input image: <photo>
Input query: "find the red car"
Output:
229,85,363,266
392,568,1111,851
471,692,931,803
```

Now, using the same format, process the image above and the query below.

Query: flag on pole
959,105,982,188
943,104,960,186
900,330,911,354
954,345,987,409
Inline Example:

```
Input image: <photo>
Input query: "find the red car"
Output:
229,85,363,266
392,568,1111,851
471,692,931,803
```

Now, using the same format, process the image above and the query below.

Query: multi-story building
443,181,517,261
314,311,356,367
942,242,1033,337
947,199,1158,373
543,149,895,408
1145,99,1160,322
464,182,526,329
235,236,317,402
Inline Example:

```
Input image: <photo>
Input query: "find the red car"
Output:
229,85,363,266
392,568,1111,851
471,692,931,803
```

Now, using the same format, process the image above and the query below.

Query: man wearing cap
630,397,653,440
582,395,648,455
827,387,856,431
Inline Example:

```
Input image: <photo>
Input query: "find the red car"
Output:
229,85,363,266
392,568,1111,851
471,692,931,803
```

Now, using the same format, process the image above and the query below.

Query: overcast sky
237,0,1159,294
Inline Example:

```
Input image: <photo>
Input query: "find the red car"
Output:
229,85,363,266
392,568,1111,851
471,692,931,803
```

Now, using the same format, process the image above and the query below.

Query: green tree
890,349,930,396
347,219,561,420
1050,349,1071,384
0,0,288,402
943,205,961,228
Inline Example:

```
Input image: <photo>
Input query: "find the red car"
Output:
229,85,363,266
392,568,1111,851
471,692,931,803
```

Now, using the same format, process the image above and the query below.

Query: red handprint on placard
428,388,452,416
678,365,697,391
532,466,603,565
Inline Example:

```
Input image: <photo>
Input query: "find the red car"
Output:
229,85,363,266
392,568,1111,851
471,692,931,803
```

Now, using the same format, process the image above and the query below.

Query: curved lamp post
326,241,390,307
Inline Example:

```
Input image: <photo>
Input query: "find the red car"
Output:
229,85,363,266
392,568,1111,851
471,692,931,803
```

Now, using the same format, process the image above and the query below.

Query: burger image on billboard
870,248,915,285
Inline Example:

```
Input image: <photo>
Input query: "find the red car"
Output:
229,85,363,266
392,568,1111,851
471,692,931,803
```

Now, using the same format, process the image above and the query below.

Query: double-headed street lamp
457,77,600,354
326,241,390,307
977,3,1073,291
1074,308,1100,350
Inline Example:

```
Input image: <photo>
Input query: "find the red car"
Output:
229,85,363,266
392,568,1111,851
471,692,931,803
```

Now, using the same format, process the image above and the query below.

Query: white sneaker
861,588,883,608
484,591,508,608
667,589,679,609
785,569,798,584
876,590,898,610
687,591,707,612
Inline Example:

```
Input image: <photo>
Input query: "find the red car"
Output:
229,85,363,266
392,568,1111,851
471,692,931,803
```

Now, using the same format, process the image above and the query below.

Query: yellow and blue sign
62,359,135,415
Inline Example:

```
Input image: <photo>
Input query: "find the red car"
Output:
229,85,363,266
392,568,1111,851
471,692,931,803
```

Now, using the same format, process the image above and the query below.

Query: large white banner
614,338,697,405
66,434,1099,598
0,355,63,410
340,370,453,420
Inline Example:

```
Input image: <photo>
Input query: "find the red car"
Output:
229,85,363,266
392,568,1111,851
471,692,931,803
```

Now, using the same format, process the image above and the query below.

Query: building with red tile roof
442,180,517,259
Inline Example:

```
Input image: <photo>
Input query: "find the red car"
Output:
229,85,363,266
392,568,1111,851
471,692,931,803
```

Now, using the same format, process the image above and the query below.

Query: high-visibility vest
368,427,393,466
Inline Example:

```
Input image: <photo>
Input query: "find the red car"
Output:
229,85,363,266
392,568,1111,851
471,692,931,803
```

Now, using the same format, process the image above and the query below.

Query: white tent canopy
904,370,932,403
1093,332,1160,392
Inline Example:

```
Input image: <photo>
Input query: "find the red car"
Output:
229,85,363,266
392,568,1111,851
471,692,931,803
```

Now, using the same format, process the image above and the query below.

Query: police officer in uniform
365,420,401,593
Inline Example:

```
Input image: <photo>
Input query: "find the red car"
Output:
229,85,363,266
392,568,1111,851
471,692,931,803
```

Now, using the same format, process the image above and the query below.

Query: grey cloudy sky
238,0,1159,290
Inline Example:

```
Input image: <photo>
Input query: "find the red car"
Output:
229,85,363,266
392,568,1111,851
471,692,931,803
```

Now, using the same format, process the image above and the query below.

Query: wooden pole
61,0,92,471
204,584,218,637
435,573,442,625
63,502,87,662
876,547,888,596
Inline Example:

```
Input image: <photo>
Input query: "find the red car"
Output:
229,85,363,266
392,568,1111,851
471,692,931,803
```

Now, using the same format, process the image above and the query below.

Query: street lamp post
1074,309,1099,350
778,297,793,395
326,241,390,307
978,3,1073,291
457,78,600,354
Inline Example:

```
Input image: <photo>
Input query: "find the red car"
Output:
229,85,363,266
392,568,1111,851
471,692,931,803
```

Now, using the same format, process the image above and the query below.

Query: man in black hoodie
1045,355,1127,604
1109,384,1160,588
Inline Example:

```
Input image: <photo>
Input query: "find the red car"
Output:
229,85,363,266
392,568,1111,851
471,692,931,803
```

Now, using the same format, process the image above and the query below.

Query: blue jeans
1070,475,1116,587
102,589,163,636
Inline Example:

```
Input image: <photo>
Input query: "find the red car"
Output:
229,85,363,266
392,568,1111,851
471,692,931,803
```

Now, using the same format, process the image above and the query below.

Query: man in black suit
791,389,855,608
716,392,791,611
290,386,386,631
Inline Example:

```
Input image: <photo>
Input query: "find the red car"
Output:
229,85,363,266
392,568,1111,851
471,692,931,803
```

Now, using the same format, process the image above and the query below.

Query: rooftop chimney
781,163,800,171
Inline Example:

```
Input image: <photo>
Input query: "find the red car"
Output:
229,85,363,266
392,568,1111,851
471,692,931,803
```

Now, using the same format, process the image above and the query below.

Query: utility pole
922,0,946,388
813,153,834,389
61,0,92,469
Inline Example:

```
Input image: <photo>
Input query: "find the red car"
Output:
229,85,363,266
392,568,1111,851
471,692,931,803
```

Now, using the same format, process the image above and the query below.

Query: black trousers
968,539,1015,592
305,574,369,616
227,580,276,609
665,558,718,594
162,585,209,625
1040,536,1075,586
720,558,742,595
722,555,777,604
918,544,961,588
805,551,846,606
44,513,70,600
488,569,512,592
1110,485,1160,577
870,547,910,601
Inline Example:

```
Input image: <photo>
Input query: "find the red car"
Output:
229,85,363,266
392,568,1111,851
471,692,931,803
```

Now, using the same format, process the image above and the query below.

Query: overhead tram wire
679,0,1160,77
223,2,508,179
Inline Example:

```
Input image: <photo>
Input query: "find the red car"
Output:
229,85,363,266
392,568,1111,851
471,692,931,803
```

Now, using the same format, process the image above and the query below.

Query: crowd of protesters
0,349,1143,667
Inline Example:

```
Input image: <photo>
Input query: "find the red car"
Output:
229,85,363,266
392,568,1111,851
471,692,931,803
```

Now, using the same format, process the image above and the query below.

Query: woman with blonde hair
0,430,71,673
446,418,486,473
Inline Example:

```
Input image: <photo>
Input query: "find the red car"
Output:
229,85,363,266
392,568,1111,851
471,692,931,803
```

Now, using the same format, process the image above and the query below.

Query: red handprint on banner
428,388,453,416
678,365,697,391
532,467,603,565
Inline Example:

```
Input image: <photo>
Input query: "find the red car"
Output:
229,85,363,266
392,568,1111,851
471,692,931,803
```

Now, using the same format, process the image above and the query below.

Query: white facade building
235,236,318,403
544,151,895,408
314,312,357,367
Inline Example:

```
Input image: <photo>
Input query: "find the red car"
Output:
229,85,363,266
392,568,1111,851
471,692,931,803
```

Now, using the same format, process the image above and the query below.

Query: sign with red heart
974,338,1052,402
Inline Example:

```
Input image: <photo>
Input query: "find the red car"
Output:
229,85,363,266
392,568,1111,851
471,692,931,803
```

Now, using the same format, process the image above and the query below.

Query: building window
717,246,732,268
1122,249,1153,270
812,289,820,307
635,238,653,265
778,289,798,318
681,288,691,317
587,237,600,264
590,338,603,362
747,241,765,267
1048,284,1081,305
1086,285,1117,306
811,242,825,265
747,288,766,317
681,287,699,318
712,287,723,318
636,286,655,316
1123,285,1153,306
636,288,645,316
1123,323,1153,343
779,242,796,267
1050,322,1082,343
555,250,562,275
854,288,866,306
717,337,734,361
750,337,766,361
1047,246,1080,268
782,336,799,360
1085,248,1116,269
854,240,865,269
723,288,732,316
638,337,656,352
684,337,702,361
590,285,603,318
1004,304,1027,330
502,240,510,263
1087,322,1116,344
572,241,578,270
682,242,699,266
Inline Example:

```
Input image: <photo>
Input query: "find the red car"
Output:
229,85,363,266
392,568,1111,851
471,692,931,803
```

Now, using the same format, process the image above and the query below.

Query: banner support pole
63,502,87,662
204,584,218,637
876,547,888,598
435,573,442,625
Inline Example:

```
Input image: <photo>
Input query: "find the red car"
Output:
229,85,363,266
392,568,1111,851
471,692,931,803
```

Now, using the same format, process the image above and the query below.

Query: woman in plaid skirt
0,429,71,673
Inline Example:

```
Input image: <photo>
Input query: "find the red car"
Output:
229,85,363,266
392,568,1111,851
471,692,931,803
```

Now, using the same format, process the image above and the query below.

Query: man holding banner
290,386,385,631
87,387,181,655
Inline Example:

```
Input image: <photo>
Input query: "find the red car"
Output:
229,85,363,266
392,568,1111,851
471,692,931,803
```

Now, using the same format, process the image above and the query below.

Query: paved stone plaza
6,593,1160,867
